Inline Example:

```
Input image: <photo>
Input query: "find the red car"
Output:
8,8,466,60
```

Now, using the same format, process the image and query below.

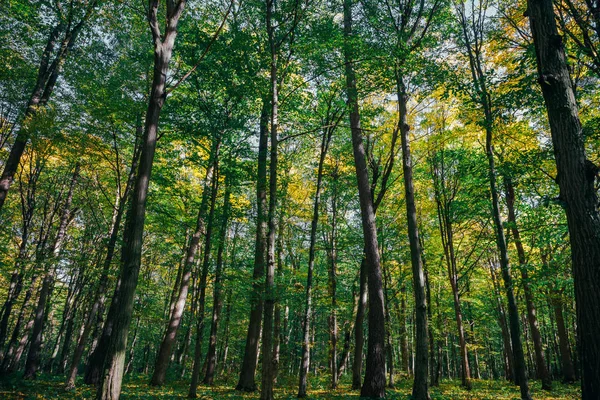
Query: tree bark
343,0,387,397
236,100,269,392
456,3,531,397
96,3,186,398
527,1,600,397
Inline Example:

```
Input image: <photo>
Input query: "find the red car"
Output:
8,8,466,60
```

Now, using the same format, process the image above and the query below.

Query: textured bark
152,138,220,387
343,0,387,397
527,1,600,397
96,3,186,398
504,178,551,390
236,100,269,392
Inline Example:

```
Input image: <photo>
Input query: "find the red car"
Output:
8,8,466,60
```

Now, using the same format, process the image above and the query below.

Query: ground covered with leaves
0,374,581,399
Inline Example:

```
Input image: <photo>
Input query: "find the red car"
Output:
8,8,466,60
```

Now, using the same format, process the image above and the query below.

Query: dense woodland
0,0,598,399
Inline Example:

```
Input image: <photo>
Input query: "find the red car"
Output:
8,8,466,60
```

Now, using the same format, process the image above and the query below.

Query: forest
0,0,598,399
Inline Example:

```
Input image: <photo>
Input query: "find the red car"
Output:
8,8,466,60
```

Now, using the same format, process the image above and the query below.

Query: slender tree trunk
485,126,531,400
298,124,332,397
0,3,96,211
351,258,367,389
24,164,79,379
67,130,140,389
527,1,600,397
1,273,38,373
457,3,530,395
397,81,429,400
189,157,219,398
328,168,339,389
490,264,514,382
152,139,220,387
504,178,551,390
260,1,280,397
96,3,186,398
431,144,471,390
203,179,232,384
343,1,386,396
382,256,395,388
0,268,25,363
236,100,269,392
551,291,576,383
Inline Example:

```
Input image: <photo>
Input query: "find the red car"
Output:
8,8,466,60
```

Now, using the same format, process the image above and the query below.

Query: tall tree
455,1,532,398
151,137,220,386
342,0,386,397
527,0,600,397
95,1,186,398
297,96,339,397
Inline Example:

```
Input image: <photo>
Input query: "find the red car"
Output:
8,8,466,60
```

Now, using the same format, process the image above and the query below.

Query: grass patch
0,373,581,399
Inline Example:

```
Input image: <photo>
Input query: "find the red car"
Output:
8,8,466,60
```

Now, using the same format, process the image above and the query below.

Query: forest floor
0,373,581,399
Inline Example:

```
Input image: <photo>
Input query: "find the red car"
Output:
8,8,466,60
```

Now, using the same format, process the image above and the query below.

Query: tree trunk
298,121,332,397
152,138,220,387
343,1,387,397
236,100,269,392
24,163,79,379
527,1,600,397
485,125,531,400
489,263,514,382
260,1,279,397
456,2,530,396
351,257,367,389
0,274,38,373
67,128,140,389
96,3,185,398
504,177,551,390
0,3,96,212
551,291,576,383
203,179,232,385
397,82,429,400
431,137,471,390
189,155,219,398
328,167,339,389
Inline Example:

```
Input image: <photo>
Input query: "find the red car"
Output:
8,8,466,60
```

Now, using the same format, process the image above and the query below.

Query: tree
96,1,187,398
342,0,386,397
527,0,600,397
